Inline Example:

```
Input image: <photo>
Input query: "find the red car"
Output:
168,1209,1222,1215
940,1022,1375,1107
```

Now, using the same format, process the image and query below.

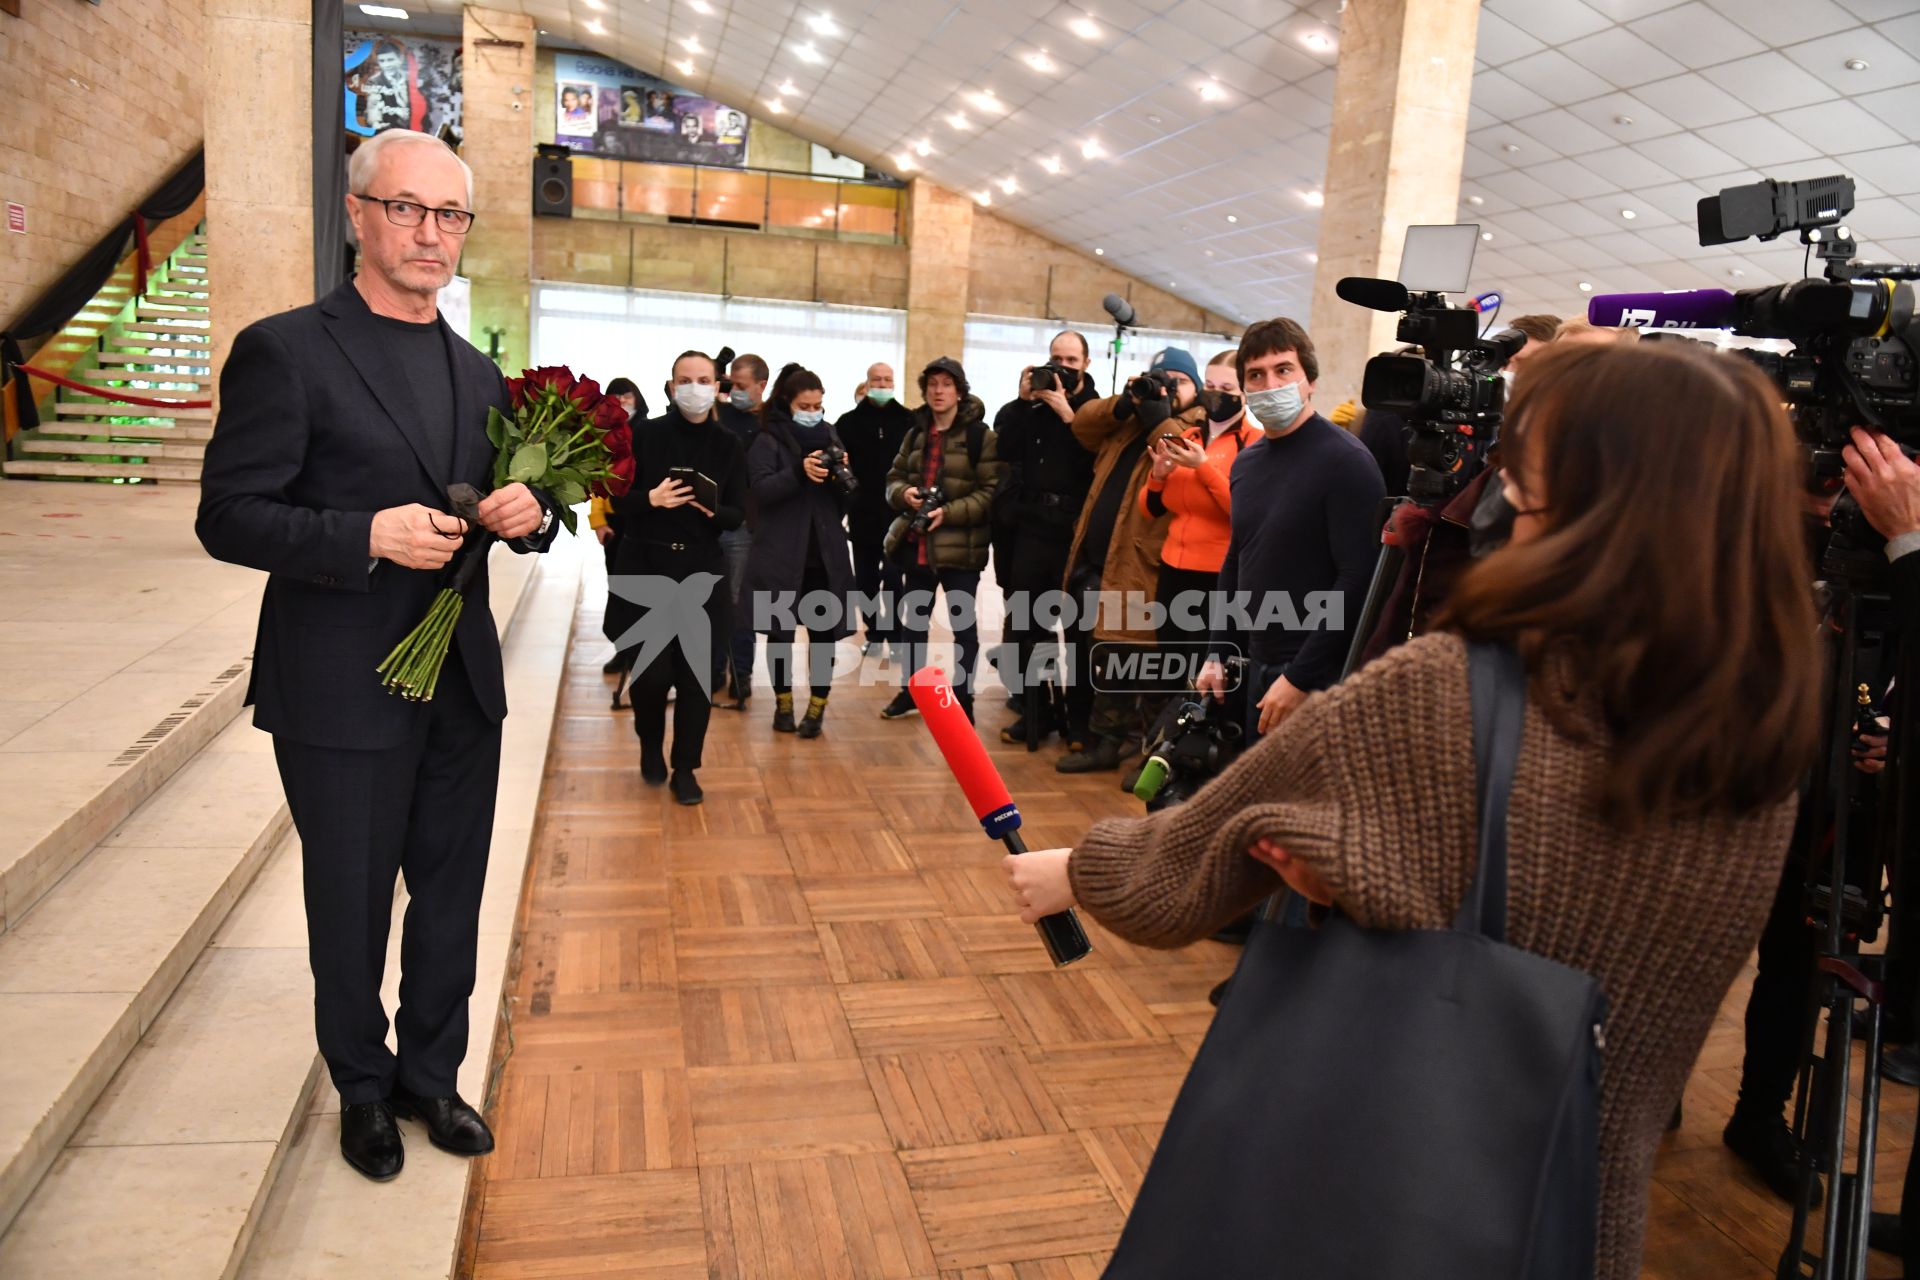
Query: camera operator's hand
1854,730,1889,776
803,451,829,484
924,508,946,531
1035,385,1073,424
1195,659,1229,703
1018,366,1034,401
649,477,695,509
1003,848,1074,925
1248,836,1334,907
1256,673,1308,734
902,486,925,511
1843,427,1920,540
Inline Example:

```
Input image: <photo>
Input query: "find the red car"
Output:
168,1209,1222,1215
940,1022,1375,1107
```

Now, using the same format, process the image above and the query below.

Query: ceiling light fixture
1307,252,1318,263
679,34,701,52
1466,194,1484,206
975,190,993,206
1198,79,1225,102
358,3,409,15
1038,155,1063,175
1620,208,1637,219
583,0,606,10
894,151,916,171
1302,32,1331,51
1168,281,1176,287
914,137,933,156
1502,143,1521,153
764,98,787,113
1613,114,1634,126
807,12,839,36
778,79,798,95
822,205,837,217
998,175,1020,195
1728,267,1746,278
1094,247,1105,256
794,41,823,63
969,89,1005,113
1302,189,1324,207
1080,137,1106,160
1026,51,1056,73
674,58,696,75
1226,213,1238,223
1481,231,1493,241
1578,281,1593,292
1147,113,1163,125
1845,57,1870,71
947,112,972,130
1205,249,1215,256
585,17,606,34
690,0,714,12
1071,14,1101,39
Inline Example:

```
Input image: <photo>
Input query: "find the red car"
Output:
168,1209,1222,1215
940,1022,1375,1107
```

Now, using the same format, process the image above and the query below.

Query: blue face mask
1246,379,1305,431
793,409,825,428
729,388,753,411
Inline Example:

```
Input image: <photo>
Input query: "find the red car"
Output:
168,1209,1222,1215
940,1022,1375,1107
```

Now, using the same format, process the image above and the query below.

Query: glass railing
568,157,905,244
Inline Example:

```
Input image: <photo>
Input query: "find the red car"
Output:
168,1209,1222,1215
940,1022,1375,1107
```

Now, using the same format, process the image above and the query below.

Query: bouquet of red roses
377,366,635,700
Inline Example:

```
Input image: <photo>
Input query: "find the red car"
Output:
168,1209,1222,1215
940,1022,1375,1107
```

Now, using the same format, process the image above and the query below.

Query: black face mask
1201,389,1243,423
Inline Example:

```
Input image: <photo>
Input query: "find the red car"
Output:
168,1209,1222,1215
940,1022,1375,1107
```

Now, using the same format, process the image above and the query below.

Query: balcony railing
567,157,905,244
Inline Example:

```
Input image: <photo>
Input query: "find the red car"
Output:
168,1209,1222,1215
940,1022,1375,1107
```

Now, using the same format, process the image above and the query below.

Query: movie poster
551,52,748,167
344,32,462,146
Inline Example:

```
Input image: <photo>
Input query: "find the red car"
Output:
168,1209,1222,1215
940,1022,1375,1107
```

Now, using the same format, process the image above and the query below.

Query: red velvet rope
18,363,212,410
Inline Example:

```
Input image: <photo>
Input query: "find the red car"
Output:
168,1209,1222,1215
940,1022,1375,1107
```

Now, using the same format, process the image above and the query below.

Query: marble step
15,438,207,461
1,460,204,482
55,402,212,422
0,713,291,1237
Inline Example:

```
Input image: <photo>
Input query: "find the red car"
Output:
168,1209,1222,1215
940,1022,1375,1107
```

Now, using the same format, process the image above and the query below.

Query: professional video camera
1588,176,1920,580
821,442,858,494
1338,225,1524,504
1131,694,1244,813
907,483,948,536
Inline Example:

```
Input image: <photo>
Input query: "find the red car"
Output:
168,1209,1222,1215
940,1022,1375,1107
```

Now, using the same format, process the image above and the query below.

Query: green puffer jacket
883,395,1005,572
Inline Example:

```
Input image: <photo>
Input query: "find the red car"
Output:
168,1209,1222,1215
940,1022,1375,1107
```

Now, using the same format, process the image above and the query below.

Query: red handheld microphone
909,667,1092,967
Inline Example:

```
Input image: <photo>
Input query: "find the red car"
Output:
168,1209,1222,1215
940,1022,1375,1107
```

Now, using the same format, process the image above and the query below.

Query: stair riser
1,460,204,482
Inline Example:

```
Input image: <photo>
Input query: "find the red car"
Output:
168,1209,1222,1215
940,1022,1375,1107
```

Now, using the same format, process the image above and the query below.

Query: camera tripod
1779,573,1916,1280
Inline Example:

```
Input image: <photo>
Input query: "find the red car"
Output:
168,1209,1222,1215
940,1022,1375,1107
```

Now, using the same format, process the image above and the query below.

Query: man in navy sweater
1197,318,1385,740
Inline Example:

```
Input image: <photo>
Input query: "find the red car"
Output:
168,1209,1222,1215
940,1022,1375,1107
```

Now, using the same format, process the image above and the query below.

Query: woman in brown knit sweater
1006,340,1823,1279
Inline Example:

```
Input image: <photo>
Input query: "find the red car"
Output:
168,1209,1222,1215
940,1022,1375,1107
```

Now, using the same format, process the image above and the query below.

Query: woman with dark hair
1004,340,1822,1279
594,377,649,679
744,362,857,737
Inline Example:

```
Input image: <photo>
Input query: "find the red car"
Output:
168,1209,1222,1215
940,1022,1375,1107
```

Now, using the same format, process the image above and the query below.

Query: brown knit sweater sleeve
1068,634,1475,947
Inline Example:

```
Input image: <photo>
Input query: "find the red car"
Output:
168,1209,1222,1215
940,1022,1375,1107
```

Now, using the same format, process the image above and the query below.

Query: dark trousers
272,643,500,1105
1736,865,1814,1119
898,562,981,711
717,527,755,688
1155,564,1217,688
850,522,900,648
635,628,714,772
767,563,836,698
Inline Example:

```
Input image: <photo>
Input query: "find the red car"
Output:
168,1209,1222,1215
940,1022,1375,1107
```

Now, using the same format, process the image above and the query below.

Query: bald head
867,362,895,390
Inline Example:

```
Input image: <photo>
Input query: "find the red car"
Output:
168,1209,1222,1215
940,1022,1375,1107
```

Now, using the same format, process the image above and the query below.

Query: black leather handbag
1104,641,1608,1279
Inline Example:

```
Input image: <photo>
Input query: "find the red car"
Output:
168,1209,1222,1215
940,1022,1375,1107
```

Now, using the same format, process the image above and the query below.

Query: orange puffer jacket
1138,416,1261,573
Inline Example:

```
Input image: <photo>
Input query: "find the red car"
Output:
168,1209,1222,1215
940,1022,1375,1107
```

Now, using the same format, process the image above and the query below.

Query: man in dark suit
196,130,557,1182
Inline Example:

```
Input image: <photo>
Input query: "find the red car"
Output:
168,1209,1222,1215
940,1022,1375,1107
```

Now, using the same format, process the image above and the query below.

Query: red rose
506,376,527,409
591,394,629,434
568,376,603,409
601,421,632,462
598,451,636,497
523,366,576,398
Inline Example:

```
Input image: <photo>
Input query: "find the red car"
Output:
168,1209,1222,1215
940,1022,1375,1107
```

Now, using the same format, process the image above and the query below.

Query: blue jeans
716,527,755,687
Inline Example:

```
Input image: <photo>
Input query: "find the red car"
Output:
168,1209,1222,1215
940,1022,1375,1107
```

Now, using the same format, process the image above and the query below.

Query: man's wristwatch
531,506,554,540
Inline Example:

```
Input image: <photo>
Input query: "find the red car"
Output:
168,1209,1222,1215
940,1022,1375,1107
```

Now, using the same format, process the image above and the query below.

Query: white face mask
1246,379,1305,431
793,409,825,427
674,382,717,417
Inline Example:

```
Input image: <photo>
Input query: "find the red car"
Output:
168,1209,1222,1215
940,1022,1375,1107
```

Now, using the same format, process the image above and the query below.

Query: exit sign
4,203,23,234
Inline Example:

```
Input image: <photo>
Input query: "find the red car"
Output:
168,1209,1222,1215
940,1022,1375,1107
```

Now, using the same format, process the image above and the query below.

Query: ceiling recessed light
1080,138,1106,160
894,151,915,170
674,58,696,75
1302,189,1324,207
969,89,1005,113
914,137,933,156
764,98,786,113
583,0,605,9
1198,79,1225,102
1466,194,1484,206
777,79,798,95
1094,247,1105,256
1302,32,1331,51
1613,114,1634,126
1578,281,1593,292
794,41,823,63
1307,252,1318,263
1037,155,1063,175
947,112,971,130
358,3,409,15
1026,51,1056,73
679,34,702,52
1480,231,1493,241
690,0,714,12
585,17,606,34
998,176,1020,195
807,12,839,36
1728,267,1746,278
1226,213,1238,223
1845,57,1870,71
1204,249,1215,256
1620,208,1637,219
1502,142,1521,153
1146,113,1163,125
1168,281,1176,287
974,190,993,206
1071,14,1101,39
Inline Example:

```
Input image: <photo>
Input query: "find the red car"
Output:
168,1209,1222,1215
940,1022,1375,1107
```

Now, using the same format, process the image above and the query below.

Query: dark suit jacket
196,280,556,750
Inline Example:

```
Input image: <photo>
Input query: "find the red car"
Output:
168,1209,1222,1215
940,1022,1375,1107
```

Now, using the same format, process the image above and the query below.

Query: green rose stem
375,532,498,701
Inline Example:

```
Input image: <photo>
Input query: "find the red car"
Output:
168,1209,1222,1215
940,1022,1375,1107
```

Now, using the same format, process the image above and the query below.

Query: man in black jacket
714,353,768,702
196,130,557,1183
991,330,1098,743
835,361,913,656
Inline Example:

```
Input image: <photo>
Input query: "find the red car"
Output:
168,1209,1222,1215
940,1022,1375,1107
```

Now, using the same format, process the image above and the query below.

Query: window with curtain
961,314,1235,413
532,283,907,417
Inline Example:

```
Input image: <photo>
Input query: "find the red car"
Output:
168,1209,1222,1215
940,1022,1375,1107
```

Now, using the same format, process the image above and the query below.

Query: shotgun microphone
908,667,1093,967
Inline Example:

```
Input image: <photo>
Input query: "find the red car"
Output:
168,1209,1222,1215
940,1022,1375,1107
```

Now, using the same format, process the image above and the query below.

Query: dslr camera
908,484,949,536
1031,363,1081,395
821,442,858,494
1115,369,1179,428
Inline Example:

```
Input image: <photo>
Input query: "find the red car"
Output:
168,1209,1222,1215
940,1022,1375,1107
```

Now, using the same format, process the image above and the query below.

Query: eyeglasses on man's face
352,193,475,235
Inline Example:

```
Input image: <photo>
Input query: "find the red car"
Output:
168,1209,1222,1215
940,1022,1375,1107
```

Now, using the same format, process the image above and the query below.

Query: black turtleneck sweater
610,408,747,568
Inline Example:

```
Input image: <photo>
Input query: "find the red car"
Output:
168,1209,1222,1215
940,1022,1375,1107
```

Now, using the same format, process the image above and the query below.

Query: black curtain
2,149,205,431
312,0,348,296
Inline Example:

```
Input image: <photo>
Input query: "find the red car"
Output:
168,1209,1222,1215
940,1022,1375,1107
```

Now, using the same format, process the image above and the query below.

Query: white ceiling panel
1500,48,1617,104
1574,145,1683,190
1627,4,1769,63
1786,27,1920,94
1699,51,1845,112
1472,11,1548,66
1773,99,1909,154
1557,26,1686,87
1484,0,1616,45
1697,116,1825,168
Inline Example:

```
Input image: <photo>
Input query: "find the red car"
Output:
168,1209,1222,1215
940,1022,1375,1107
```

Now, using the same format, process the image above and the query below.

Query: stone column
1307,0,1482,409
204,0,314,397
903,180,974,385
461,7,536,373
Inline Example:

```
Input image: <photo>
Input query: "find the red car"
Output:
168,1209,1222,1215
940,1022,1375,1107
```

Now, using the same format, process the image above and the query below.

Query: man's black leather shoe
1883,1043,1920,1086
388,1084,495,1156
1723,1106,1821,1207
340,1100,403,1180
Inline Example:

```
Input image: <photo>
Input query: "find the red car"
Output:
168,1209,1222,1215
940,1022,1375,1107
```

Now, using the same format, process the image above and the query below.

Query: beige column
1308,0,1482,410
461,8,536,373
903,180,975,386
204,0,314,397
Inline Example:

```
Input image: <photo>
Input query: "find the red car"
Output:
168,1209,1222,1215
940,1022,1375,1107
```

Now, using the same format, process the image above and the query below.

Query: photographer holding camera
880,357,1004,723
715,353,770,705
836,362,914,658
745,362,858,738
992,330,1100,744
1055,347,1196,774
1005,340,1823,1280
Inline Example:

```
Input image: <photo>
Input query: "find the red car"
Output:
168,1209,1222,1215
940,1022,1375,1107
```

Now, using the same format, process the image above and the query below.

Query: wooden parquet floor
459,592,1920,1278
